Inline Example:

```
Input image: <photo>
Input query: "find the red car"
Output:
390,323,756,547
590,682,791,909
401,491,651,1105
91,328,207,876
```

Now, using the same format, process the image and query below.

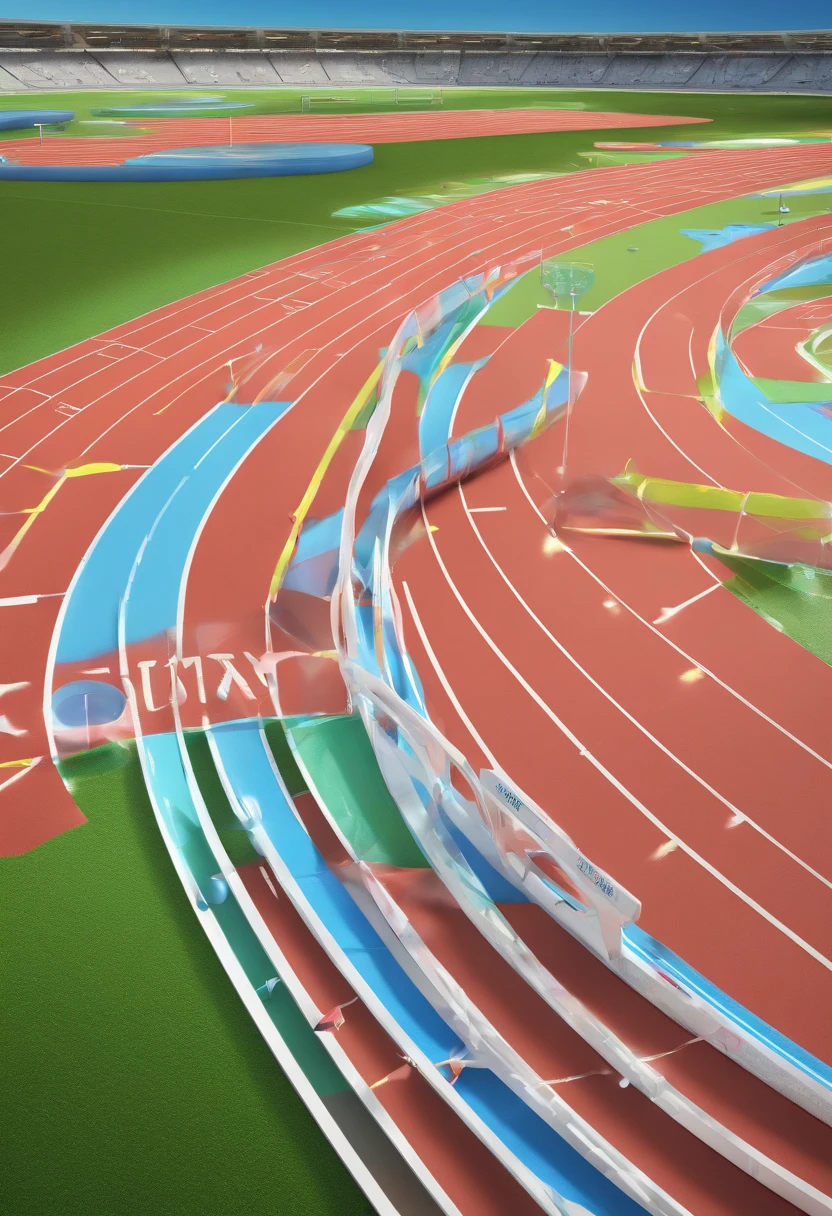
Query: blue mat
0,109,74,131
0,141,373,182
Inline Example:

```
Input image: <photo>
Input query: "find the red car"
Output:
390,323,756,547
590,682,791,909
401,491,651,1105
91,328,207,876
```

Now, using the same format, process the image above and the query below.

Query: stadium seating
0,25,830,93
89,52,189,86
171,51,281,86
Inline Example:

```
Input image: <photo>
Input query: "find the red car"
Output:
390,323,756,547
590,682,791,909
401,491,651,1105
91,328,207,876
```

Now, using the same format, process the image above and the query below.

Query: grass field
2,87,832,374
0,739,369,1216
4,84,832,1216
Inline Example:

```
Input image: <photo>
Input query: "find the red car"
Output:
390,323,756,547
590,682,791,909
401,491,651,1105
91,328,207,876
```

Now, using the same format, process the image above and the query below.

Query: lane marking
421,495,832,972
458,484,832,891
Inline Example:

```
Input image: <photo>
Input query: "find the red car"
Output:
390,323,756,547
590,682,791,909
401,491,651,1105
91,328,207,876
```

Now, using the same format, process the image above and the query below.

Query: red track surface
168,146,832,1205
2,143,831,857
296,774,830,1213
0,108,708,165
732,297,832,382
238,858,542,1215
390,217,832,1069
3,135,832,1210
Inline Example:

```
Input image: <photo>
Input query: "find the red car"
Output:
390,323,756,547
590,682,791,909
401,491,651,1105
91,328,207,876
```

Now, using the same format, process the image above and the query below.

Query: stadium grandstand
0,20,831,91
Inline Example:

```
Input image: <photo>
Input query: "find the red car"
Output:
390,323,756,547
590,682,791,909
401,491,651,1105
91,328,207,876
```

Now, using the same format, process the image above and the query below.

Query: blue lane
681,223,775,254
58,402,289,664
210,717,641,1216
758,253,832,294
123,401,287,645
418,359,487,461
715,331,832,465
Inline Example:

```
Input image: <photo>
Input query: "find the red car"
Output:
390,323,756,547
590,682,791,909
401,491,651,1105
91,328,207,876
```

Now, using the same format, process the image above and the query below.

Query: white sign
479,767,641,923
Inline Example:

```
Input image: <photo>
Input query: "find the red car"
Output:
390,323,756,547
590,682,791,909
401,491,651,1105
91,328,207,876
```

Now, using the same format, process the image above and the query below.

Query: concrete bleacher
768,53,832,91
0,46,831,93
89,52,188,87
386,51,460,84
457,52,537,85
0,51,116,89
598,53,704,87
522,53,612,85
267,51,330,85
172,52,281,87
685,54,794,90
0,60,20,89
318,52,394,85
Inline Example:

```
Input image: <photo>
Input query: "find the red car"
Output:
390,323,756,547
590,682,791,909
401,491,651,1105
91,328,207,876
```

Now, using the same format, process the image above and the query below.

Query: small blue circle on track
52,680,127,728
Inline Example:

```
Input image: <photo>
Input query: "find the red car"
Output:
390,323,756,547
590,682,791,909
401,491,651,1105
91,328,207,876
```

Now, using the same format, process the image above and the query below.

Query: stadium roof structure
1,21,832,53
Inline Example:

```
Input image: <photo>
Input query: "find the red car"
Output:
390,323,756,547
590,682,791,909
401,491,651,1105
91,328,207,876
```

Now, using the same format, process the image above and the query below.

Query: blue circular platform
0,141,374,182
93,98,253,118
0,109,74,131
52,680,127,728
129,142,373,170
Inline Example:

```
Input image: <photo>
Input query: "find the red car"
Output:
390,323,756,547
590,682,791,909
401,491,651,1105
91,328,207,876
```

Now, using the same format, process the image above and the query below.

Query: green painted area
263,716,309,795
288,714,429,869
4,87,832,373
750,374,832,404
718,553,832,666
731,278,832,335
577,148,687,167
483,189,832,327
0,738,366,1216
332,170,559,223
613,466,831,519
804,326,832,378
181,730,346,1095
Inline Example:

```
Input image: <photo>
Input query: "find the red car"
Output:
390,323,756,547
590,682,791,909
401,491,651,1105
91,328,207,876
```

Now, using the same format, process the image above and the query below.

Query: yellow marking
530,359,564,440
269,361,384,599
0,757,34,768
0,463,124,569
543,534,564,554
680,667,705,684
429,524,439,533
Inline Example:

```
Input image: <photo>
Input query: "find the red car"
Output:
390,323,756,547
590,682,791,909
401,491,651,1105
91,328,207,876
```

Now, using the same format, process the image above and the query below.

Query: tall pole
562,290,576,477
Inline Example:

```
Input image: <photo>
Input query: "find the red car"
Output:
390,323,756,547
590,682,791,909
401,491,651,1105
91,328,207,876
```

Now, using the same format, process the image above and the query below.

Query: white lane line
469,506,507,513
421,496,832,973
0,592,63,607
510,449,832,774
633,219,832,492
7,145,818,443
654,582,722,624
30,169,692,485
401,580,498,769
259,865,280,901
457,482,832,892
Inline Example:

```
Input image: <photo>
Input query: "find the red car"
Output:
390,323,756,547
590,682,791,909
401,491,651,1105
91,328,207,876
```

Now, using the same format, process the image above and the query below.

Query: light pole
539,260,594,478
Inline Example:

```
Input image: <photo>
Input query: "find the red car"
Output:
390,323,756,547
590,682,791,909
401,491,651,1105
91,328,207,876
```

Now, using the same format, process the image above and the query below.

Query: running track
0,108,709,165
390,216,832,1070
2,142,831,857
3,137,832,1211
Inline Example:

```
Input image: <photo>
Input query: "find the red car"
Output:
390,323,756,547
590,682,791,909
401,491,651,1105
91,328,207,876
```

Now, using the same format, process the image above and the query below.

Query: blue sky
1,0,828,33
